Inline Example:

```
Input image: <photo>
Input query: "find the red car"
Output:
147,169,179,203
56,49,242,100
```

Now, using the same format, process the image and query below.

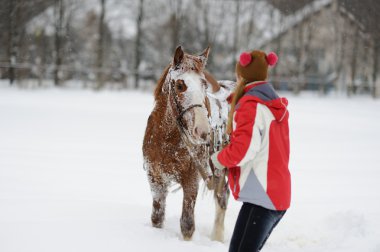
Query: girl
211,50,291,252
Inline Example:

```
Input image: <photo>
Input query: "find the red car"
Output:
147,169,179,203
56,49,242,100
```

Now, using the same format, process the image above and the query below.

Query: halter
177,104,203,123
166,70,213,188
168,73,208,145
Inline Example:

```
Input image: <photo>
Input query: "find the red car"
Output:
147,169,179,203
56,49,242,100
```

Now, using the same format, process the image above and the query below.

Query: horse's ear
173,45,184,67
199,46,210,66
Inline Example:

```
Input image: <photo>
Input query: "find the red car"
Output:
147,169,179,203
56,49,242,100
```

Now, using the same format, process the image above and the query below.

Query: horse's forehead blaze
177,72,205,103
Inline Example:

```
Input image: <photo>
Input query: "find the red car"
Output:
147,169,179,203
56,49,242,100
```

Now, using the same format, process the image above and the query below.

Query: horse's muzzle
193,126,209,141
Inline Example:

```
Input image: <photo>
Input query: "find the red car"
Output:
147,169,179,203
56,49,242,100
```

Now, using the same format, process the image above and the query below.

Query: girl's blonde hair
227,77,247,134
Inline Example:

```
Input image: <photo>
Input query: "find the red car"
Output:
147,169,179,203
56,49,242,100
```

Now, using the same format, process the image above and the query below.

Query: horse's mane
154,64,171,101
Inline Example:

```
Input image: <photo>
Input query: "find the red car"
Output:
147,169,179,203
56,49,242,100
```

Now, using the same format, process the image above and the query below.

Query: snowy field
1,86,380,252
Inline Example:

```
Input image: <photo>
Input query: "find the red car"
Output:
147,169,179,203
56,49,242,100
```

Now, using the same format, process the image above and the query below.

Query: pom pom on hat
266,52,278,66
239,52,252,67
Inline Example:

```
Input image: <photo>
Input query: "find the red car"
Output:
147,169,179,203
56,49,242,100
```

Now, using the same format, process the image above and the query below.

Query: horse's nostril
200,132,207,140
194,127,206,138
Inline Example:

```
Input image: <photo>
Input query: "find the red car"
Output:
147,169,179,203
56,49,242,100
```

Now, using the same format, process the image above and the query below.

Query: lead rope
214,123,230,200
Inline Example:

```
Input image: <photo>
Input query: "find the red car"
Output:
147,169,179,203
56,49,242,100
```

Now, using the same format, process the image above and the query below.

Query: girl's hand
211,151,226,177
214,168,226,177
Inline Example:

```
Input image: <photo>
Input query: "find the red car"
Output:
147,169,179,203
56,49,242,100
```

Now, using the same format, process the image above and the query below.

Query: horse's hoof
183,235,192,241
152,222,163,228
151,211,165,228
181,217,194,240
211,231,224,242
151,217,164,228
181,227,194,241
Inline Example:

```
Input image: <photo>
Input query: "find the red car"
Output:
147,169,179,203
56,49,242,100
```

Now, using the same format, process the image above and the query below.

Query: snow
0,87,380,252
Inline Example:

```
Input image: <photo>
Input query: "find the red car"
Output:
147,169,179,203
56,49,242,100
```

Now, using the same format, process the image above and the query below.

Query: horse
142,46,233,241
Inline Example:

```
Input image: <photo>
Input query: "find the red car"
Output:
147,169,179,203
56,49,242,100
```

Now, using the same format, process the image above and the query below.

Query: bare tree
348,27,359,97
96,0,106,89
54,0,64,86
293,24,304,95
268,6,281,89
134,0,144,89
170,0,182,53
373,42,380,98
201,0,210,47
7,0,18,85
232,0,240,69
199,0,213,68
246,1,256,48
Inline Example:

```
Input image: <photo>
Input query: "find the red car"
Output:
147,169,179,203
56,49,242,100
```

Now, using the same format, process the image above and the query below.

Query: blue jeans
229,203,286,252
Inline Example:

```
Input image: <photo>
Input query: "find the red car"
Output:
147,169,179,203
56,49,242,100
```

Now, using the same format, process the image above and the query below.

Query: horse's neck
152,96,181,143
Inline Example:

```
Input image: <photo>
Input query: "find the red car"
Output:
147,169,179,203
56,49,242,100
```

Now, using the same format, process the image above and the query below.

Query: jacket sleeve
217,100,262,168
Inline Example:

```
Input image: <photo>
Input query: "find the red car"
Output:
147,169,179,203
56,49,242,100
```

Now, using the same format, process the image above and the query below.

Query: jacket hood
243,82,289,122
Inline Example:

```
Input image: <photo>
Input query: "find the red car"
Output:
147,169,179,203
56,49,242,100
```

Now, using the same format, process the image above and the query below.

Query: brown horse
142,46,233,241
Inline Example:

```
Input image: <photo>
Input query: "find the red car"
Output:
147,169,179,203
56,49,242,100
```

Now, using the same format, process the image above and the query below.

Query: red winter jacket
217,81,291,210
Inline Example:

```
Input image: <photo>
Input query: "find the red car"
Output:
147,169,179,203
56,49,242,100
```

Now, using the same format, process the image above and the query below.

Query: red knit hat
236,50,278,83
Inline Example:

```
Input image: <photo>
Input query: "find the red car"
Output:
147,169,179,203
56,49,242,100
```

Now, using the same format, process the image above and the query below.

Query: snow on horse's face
167,46,211,144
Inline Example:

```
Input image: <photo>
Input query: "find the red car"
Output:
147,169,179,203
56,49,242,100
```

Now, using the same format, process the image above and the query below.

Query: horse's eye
175,80,187,93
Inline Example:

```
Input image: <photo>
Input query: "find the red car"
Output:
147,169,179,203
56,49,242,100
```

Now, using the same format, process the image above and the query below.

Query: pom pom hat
239,52,252,67
266,52,278,66
227,50,278,134
236,50,277,83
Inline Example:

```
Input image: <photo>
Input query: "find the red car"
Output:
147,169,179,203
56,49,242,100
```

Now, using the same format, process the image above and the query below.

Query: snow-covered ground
0,87,380,252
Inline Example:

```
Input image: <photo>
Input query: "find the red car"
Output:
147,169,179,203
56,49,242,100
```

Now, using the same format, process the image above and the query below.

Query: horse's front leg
211,176,229,242
180,175,198,240
148,171,168,228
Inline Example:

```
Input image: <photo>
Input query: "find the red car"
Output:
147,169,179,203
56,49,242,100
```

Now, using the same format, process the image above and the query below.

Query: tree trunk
246,1,256,48
54,0,64,86
232,0,240,70
96,0,106,89
271,11,283,90
294,24,304,95
336,14,347,94
203,0,209,47
373,41,380,98
171,0,182,53
201,0,215,71
349,27,359,97
8,0,17,85
134,0,144,89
